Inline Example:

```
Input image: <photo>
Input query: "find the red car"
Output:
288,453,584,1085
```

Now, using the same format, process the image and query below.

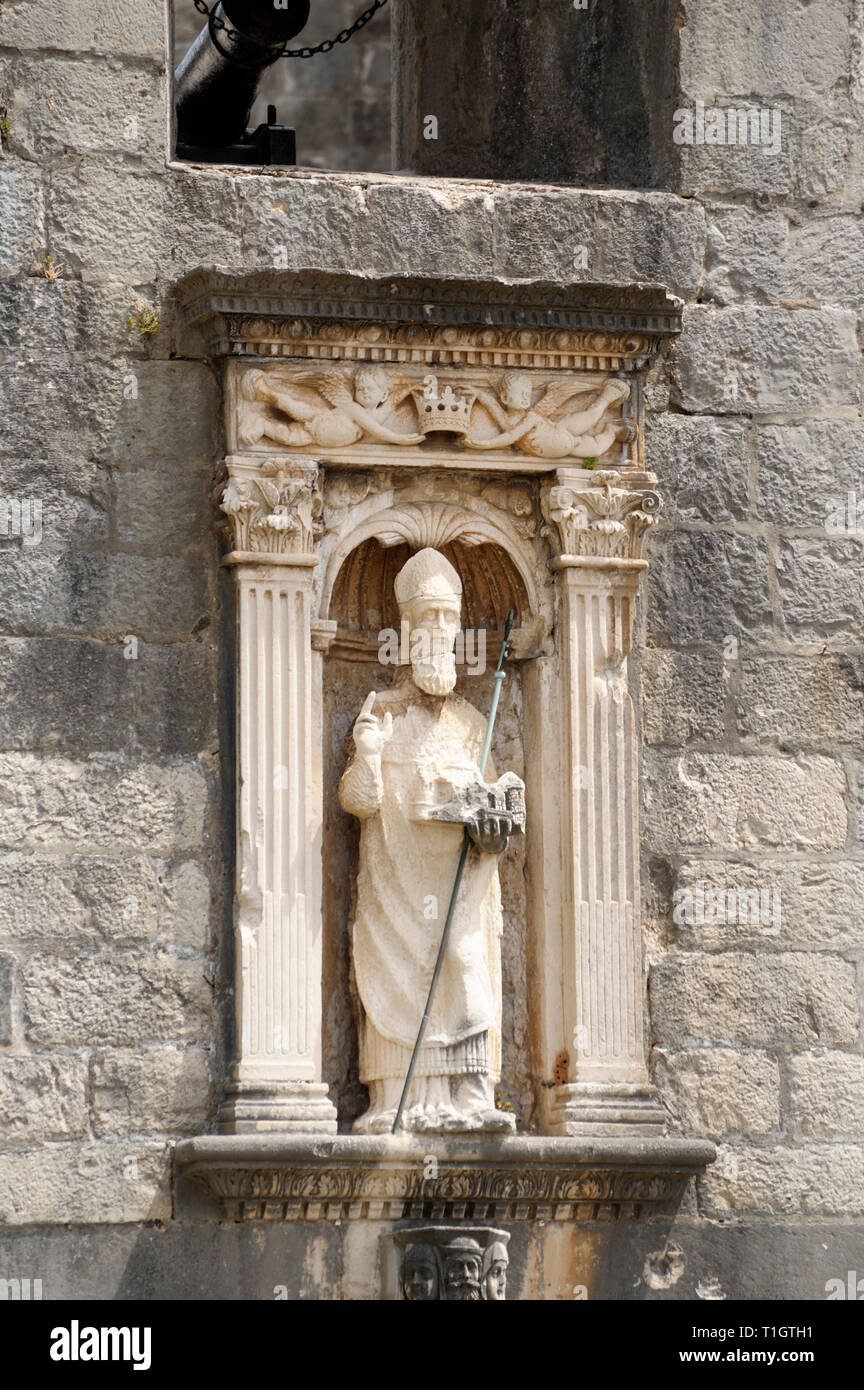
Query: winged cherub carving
238,367,425,449
464,374,632,461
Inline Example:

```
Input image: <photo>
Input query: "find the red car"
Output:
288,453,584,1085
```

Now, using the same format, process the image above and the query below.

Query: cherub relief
465,373,631,460
237,366,424,449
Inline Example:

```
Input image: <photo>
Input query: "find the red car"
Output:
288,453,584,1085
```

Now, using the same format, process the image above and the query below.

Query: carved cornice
221,461,323,563
176,270,683,370
541,469,662,568
175,1135,715,1224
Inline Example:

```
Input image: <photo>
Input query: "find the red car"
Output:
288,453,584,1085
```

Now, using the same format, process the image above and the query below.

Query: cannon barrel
176,0,311,149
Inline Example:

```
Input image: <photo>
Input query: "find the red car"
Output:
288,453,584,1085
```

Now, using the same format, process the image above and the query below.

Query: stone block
49,163,242,281
23,952,213,1047
640,649,728,746
0,853,193,946
672,307,859,415
0,1056,89,1148
90,1049,211,1136
737,654,864,748
788,1052,864,1140
0,456,110,550
700,1143,864,1217
0,358,128,463
680,0,851,98
702,205,789,305
0,638,134,752
130,643,219,755
5,56,166,163
0,952,13,1044
492,188,706,299
110,361,217,463
113,465,212,555
757,421,864,528
647,530,773,645
0,552,211,640
0,163,45,279
653,1047,781,1136
0,755,209,853
651,952,858,1048
157,860,212,951
643,751,847,851
777,537,864,644
0,0,167,58
0,1141,171,1226
670,859,864,951
644,413,750,522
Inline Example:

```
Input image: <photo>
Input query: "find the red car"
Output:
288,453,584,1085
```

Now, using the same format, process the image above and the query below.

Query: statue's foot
353,1107,398,1135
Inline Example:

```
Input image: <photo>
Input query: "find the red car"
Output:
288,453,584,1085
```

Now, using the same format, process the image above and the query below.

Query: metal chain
192,0,389,58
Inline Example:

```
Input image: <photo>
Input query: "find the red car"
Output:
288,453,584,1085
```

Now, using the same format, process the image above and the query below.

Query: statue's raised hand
352,691,393,758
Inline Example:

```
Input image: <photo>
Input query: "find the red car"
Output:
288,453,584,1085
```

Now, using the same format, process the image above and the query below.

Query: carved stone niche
173,271,714,1244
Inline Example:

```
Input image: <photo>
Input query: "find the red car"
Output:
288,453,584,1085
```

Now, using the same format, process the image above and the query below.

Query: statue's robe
339,681,502,1085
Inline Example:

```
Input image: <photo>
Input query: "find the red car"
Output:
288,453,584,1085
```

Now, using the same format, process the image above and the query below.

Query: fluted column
540,469,665,1135
219,459,337,1134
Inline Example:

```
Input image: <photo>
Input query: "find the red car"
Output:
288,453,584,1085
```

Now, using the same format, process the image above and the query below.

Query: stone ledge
174,1134,715,1223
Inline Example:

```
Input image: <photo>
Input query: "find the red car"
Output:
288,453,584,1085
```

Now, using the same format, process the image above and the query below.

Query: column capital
541,469,661,572
220,458,323,566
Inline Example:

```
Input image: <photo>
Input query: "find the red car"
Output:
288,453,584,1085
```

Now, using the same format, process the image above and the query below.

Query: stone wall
0,0,861,1298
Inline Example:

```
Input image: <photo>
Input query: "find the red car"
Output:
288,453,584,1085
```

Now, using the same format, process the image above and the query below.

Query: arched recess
318,501,544,1130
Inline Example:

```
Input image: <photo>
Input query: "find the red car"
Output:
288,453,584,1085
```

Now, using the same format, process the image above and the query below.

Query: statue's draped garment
339,681,502,1083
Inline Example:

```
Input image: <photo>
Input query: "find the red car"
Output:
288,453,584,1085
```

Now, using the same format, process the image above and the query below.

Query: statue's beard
411,650,457,696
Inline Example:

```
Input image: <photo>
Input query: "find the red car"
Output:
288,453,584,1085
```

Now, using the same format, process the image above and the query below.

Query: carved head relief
394,548,463,697
395,1227,511,1302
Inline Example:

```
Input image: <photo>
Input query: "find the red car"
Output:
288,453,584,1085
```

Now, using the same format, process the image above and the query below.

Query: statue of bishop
339,548,524,1134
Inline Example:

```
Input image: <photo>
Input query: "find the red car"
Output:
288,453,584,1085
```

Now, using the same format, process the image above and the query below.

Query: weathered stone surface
677,133,793,199
653,1048,781,1136
644,414,750,522
668,859,864,951
703,205,789,306
0,456,110,549
0,637,217,754
0,0,166,57
796,118,854,203
647,530,773,645
0,1056,89,1148
757,420,864,528
738,654,864,747
0,162,45,278
5,56,165,162
157,860,212,951
672,307,860,414
0,1141,171,1226
23,952,213,1047
700,1143,864,1217
241,176,496,279
49,163,242,281
114,464,213,555
0,756,208,853
0,358,129,463
651,952,858,1048
680,0,851,97
777,538,864,644
90,1049,211,1136
0,552,211,639
110,361,217,463
492,189,706,299
641,649,728,746
0,277,139,359
789,1052,864,1141
0,852,208,946
643,752,848,851
0,952,13,1045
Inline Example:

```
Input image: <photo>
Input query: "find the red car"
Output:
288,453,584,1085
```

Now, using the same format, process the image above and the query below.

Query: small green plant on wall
125,288,160,337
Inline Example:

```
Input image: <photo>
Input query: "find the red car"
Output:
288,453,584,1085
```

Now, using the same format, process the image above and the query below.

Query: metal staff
392,608,516,1135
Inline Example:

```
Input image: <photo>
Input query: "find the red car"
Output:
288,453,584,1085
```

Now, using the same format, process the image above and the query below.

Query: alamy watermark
673,883,782,935
673,100,782,156
825,492,864,536
378,621,487,676
0,496,42,547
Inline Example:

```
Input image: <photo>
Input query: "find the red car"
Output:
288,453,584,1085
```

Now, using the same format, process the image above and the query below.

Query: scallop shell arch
317,495,548,637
